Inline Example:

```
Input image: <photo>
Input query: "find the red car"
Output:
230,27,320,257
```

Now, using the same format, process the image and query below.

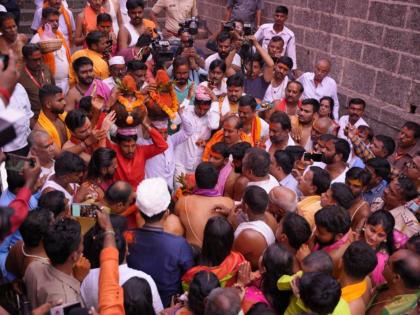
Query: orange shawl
250,116,262,146
38,28,71,76
202,129,253,162
83,5,106,34
181,251,246,291
43,2,73,46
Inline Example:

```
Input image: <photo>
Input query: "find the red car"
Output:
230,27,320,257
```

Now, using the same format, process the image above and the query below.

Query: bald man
267,186,297,221
367,249,420,315
298,59,340,120
205,288,241,315
28,130,58,177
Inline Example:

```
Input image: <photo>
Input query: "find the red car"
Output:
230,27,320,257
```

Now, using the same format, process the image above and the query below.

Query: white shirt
30,34,69,82
138,115,192,190
1,84,33,152
298,72,340,120
31,7,75,45
81,264,163,313
265,134,296,152
254,23,297,69
337,115,369,146
280,173,299,195
174,104,216,171
263,76,288,103
102,77,117,90
247,174,279,194
303,161,348,184
205,52,241,72
234,220,275,246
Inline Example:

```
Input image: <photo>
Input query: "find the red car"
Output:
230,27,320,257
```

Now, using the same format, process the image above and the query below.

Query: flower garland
148,83,178,120
117,96,146,125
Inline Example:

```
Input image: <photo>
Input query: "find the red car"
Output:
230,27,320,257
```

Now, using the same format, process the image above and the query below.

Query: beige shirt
24,260,82,308
151,0,197,33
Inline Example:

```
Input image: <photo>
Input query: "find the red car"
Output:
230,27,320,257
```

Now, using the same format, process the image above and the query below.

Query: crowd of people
0,0,419,314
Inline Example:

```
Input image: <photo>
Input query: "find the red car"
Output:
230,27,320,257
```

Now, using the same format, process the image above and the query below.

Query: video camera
179,17,199,35
223,21,235,33
151,39,175,62
243,23,254,36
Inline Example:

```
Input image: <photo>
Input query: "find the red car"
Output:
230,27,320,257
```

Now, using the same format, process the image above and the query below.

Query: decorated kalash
112,69,178,131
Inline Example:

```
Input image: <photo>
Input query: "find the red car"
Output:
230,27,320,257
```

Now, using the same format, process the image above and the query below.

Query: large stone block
331,37,363,61
304,29,331,51
361,45,399,73
328,55,344,84
293,7,320,29
342,61,376,95
348,21,384,46
288,25,305,45
398,55,420,81
319,13,348,36
335,0,369,19
368,1,407,28
296,45,314,71
374,72,411,108
383,28,420,55
408,82,420,111
308,0,336,12
265,0,308,8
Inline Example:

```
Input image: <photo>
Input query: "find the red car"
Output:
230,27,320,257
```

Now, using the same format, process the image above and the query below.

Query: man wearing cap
107,120,168,188
102,56,127,90
126,178,194,307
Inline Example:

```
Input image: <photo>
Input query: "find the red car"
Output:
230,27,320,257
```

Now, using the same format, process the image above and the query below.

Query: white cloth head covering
151,120,168,129
109,56,125,66
136,177,170,216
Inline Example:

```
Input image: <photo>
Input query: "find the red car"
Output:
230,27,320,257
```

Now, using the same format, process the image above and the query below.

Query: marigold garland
148,85,178,120
117,96,146,125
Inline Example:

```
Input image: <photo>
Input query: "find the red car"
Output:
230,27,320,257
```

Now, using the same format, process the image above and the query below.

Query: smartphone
71,203,100,218
5,153,35,172
303,152,323,162
50,302,82,315
0,54,9,70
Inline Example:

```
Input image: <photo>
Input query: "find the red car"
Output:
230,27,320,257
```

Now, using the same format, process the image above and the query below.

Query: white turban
109,56,125,66
136,177,170,217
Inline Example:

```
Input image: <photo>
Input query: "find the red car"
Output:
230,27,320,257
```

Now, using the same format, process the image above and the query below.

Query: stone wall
194,0,420,136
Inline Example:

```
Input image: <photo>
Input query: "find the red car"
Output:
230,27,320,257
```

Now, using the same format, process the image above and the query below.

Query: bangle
0,87,11,104
103,229,115,237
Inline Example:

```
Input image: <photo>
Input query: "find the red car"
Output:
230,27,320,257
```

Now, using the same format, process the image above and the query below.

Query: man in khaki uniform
150,0,197,38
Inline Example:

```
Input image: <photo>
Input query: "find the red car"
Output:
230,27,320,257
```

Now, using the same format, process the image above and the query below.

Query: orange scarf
37,28,71,76
250,116,262,146
83,5,106,34
43,2,73,46
202,129,253,162
342,279,367,303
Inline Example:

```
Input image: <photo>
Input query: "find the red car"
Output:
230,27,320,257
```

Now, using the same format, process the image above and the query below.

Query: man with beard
34,84,70,149
291,98,319,151
126,60,147,91
102,56,127,90
205,32,241,72
389,121,420,171
266,111,295,155
19,44,54,124
203,115,252,161
207,142,231,195
70,31,110,85
226,142,251,200
238,95,269,147
118,0,156,49
273,80,303,117
62,109,112,163
30,8,71,93
172,56,194,104
319,136,350,184
0,12,27,66
313,205,352,255
263,56,293,103
298,58,340,120
216,73,245,123
65,57,96,111
337,98,368,146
